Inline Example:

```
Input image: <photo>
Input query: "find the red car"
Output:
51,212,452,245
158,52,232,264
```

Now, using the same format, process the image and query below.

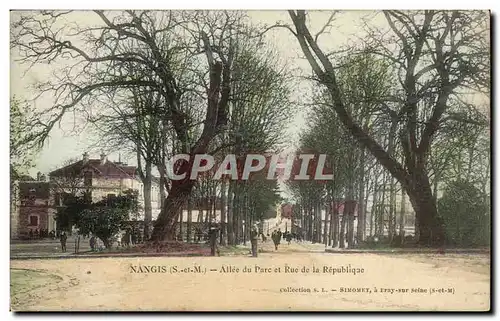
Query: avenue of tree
11,10,490,247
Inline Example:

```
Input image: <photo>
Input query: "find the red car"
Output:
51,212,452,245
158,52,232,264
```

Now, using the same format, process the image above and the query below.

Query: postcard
10,9,490,312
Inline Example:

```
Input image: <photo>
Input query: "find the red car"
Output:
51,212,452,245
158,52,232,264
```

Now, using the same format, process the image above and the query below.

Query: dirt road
10,242,490,311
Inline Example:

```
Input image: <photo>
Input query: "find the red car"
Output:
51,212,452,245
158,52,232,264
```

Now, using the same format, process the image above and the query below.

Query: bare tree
286,10,489,246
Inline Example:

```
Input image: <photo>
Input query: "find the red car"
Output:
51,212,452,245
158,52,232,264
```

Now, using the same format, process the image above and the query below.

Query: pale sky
11,10,378,177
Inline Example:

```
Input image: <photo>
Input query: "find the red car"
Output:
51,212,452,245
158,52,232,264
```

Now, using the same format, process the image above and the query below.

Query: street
10,240,490,311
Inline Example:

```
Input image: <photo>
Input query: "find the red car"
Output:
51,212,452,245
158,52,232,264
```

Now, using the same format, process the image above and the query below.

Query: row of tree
286,11,490,247
11,10,490,246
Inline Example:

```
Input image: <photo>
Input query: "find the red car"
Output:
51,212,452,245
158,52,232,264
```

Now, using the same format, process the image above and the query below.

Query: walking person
208,224,220,256
89,235,96,252
60,231,67,253
250,224,259,257
272,230,279,251
277,228,283,246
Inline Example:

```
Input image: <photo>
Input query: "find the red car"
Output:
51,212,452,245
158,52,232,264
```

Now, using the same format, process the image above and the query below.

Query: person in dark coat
250,224,259,257
60,231,67,252
271,230,279,251
89,236,96,251
276,228,283,245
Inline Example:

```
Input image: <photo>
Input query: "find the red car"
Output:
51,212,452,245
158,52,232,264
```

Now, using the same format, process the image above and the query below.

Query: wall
18,200,50,238
10,181,20,239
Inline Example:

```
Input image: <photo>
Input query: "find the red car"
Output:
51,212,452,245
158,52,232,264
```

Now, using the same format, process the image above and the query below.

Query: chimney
82,152,89,163
100,152,107,165
36,171,41,181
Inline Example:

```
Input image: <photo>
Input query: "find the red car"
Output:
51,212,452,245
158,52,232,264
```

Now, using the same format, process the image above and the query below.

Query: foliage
55,189,139,247
438,180,490,247
10,96,39,180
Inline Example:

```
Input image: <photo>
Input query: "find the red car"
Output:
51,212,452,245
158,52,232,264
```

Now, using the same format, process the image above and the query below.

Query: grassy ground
10,268,64,309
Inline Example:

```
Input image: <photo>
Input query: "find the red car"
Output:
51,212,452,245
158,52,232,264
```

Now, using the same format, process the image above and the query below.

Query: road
10,239,490,311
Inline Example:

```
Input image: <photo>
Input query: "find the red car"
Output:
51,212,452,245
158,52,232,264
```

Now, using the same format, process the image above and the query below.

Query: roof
49,159,136,179
19,182,50,199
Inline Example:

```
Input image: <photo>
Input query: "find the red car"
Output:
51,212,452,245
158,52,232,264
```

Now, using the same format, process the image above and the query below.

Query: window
29,215,38,226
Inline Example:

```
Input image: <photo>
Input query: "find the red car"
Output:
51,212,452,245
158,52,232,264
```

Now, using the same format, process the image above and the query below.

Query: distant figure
29,229,33,239
195,227,203,243
277,228,283,245
208,225,220,257
286,232,292,245
60,231,67,253
121,231,130,247
35,229,39,239
89,236,96,251
250,224,259,257
271,230,279,251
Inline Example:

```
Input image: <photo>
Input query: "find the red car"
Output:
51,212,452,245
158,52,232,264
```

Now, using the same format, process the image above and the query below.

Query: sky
10,10,380,177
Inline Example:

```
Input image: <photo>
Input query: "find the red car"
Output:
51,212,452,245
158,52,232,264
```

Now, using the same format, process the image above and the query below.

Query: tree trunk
308,205,313,242
159,168,167,210
406,172,444,247
339,210,347,249
143,161,153,240
399,185,406,244
187,197,193,242
371,184,379,237
357,149,366,243
389,177,396,244
323,203,328,245
227,180,234,245
347,190,355,248
220,180,227,246
151,178,196,241
332,201,339,248
178,200,183,241
378,175,387,237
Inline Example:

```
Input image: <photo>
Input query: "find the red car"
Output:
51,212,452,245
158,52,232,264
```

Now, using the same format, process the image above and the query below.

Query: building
49,152,162,222
10,152,163,239
16,180,57,239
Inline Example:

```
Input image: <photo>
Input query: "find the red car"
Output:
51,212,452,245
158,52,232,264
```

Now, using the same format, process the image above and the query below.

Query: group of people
118,229,143,247
269,229,305,250
28,229,57,240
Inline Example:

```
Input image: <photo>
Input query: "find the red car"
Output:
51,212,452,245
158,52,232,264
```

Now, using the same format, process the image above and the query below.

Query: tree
49,157,85,198
56,189,139,247
11,10,246,241
10,96,39,180
438,180,489,247
91,89,164,240
286,10,489,246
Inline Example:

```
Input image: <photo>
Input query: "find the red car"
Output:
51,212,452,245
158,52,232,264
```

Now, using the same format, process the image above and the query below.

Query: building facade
10,152,163,239
15,181,57,239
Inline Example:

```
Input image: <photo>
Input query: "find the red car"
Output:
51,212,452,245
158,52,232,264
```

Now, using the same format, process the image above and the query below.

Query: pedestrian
89,235,96,251
277,228,283,245
271,230,279,251
250,224,259,257
60,231,67,253
208,225,220,257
